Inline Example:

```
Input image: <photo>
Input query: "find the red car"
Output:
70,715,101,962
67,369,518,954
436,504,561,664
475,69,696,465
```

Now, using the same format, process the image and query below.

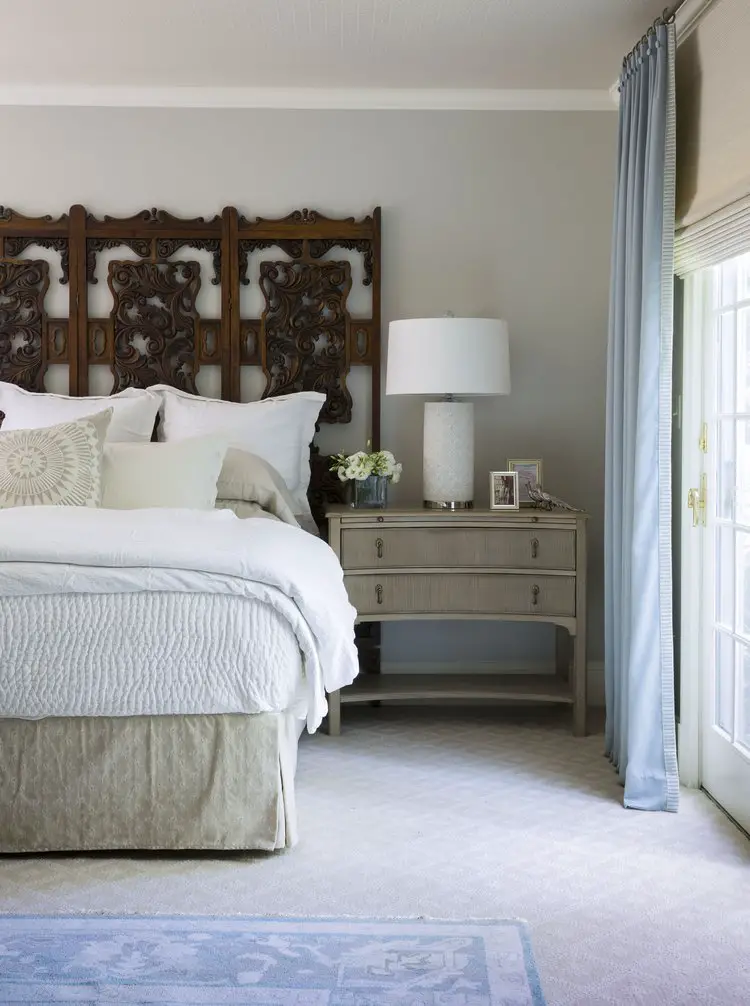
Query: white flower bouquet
330,450,402,508
330,449,403,483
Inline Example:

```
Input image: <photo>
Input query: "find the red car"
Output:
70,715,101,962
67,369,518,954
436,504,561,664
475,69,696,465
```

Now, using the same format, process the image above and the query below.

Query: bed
0,204,381,852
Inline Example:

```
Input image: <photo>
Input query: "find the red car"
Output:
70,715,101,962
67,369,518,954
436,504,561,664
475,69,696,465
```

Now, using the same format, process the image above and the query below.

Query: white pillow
0,409,112,509
217,448,300,526
152,385,325,514
101,435,228,510
0,384,160,443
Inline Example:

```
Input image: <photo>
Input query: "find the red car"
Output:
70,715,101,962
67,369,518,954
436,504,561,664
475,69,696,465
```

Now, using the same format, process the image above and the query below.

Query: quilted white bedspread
0,507,359,731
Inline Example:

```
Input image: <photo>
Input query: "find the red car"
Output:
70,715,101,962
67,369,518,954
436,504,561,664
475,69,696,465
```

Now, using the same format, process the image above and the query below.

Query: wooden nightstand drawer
344,572,576,617
340,527,575,570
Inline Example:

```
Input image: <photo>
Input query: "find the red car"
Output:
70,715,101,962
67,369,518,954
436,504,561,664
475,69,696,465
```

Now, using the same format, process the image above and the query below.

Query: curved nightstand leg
327,690,341,736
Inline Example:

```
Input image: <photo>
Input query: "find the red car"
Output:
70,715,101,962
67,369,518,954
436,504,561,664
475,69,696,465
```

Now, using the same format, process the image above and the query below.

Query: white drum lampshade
386,318,511,508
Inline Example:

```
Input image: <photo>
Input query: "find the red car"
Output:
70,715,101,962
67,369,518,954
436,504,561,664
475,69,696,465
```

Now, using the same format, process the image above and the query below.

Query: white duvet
0,507,359,731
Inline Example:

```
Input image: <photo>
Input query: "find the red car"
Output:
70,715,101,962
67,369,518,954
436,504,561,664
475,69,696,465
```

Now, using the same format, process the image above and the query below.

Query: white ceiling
3,0,668,101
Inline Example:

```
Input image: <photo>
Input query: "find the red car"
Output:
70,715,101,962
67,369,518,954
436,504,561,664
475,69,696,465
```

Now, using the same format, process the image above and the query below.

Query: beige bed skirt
0,712,301,854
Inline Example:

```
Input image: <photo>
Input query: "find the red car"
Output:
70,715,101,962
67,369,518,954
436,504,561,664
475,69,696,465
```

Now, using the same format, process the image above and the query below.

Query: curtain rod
621,4,681,68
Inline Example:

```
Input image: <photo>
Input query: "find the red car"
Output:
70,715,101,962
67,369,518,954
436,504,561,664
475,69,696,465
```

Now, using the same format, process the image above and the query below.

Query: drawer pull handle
375,583,384,605
375,537,384,559
531,537,539,559
531,584,540,606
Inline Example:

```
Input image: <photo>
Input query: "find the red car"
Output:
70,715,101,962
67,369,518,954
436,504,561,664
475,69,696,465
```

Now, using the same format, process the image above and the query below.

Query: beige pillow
101,435,228,510
0,409,112,508
216,448,300,526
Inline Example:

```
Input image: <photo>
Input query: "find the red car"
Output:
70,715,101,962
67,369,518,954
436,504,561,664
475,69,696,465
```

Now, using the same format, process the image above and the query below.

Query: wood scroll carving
0,204,381,524
109,260,200,393
260,260,352,422
0,260,49,391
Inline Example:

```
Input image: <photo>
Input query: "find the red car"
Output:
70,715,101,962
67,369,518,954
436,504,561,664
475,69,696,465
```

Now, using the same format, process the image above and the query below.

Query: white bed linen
0,591,307,721
0,507,358,731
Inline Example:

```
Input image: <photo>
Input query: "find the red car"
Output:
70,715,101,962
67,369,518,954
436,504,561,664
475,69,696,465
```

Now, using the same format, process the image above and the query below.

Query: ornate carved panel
0,260,49,390
238,239,304,285
308,238,374,286
260,259,352,423
86,238,152,283
108,260,200,393
3,237,69,285
156,238,221,285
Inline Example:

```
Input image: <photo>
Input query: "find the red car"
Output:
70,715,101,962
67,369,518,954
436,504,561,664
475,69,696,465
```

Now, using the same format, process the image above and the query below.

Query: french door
682,253,750,831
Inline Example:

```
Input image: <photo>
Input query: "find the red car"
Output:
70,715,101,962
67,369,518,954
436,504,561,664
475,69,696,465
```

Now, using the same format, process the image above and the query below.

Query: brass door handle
375,537,384,559
375,583,383,605
687,474,707,527
687,488,699,526
531,537,539,559
531,584,540,606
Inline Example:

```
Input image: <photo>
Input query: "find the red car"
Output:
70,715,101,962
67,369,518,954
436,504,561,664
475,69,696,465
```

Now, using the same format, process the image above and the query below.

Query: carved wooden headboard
0,205,381,526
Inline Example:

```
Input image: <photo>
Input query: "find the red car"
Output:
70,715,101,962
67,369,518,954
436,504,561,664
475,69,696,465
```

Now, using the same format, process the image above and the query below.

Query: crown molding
0,84,616,112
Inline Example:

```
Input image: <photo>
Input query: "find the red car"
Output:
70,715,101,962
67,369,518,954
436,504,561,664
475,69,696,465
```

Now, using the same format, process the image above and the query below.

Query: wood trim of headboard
0,203,381,524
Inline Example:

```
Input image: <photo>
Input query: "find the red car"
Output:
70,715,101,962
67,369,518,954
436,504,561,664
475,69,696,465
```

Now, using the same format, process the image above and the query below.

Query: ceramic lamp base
422,400,474,508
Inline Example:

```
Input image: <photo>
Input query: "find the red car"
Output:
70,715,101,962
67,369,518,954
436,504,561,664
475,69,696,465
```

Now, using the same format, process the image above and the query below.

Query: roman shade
675,0,750,274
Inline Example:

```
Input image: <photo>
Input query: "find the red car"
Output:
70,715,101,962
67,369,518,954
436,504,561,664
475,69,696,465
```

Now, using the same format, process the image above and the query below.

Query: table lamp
385,316,510,509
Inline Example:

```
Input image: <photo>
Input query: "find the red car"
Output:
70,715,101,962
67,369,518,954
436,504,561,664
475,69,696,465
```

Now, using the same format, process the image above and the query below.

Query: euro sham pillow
216,448,300,526
0,384,160,443
0,409,112,509
151,385,325,516
101,435,228,510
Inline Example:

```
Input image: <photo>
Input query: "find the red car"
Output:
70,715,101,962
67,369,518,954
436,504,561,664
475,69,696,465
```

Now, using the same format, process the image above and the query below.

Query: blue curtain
605,22,679,812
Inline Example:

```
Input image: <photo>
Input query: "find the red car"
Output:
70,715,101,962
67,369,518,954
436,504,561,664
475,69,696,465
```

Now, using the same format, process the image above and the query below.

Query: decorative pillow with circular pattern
0,409,112,509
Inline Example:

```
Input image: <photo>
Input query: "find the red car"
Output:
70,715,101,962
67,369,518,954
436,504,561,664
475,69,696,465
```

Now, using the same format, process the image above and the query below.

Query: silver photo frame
489,471,519,510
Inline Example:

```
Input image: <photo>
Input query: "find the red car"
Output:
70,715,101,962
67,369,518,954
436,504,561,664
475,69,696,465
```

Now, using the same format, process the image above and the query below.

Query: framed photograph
507,458,543,506
489,471,519,510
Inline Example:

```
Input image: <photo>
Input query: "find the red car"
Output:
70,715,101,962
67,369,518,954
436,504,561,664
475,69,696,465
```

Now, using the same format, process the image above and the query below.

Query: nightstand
326,505,588,736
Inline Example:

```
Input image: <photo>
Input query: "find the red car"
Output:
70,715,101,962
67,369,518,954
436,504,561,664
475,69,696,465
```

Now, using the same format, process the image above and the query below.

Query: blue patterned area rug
0,914,546,1005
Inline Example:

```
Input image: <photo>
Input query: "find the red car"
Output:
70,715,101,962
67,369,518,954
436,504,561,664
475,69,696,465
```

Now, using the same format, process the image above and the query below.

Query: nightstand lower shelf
339,673,573,705
326,672,576,735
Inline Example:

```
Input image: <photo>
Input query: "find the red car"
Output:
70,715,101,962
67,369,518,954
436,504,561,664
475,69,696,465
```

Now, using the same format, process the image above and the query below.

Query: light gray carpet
1,708,748,1006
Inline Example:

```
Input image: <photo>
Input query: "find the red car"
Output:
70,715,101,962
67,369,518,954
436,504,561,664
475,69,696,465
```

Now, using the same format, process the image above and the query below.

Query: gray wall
0,106,616,674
